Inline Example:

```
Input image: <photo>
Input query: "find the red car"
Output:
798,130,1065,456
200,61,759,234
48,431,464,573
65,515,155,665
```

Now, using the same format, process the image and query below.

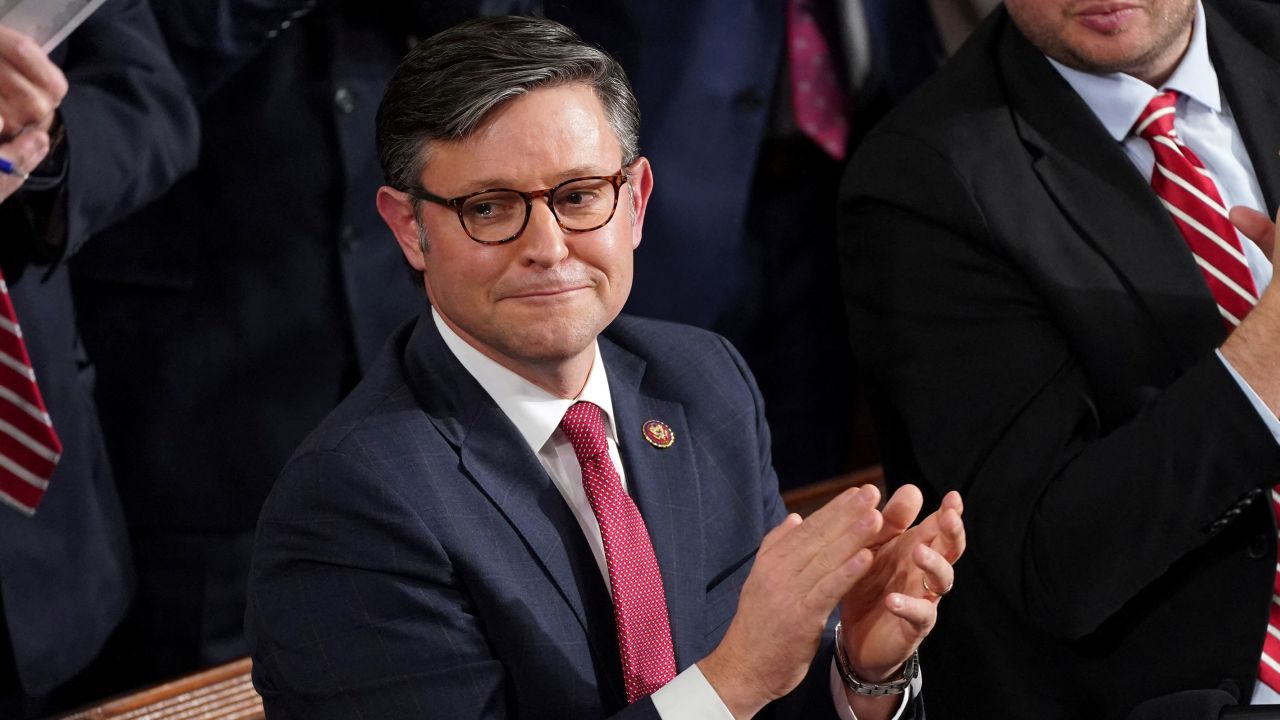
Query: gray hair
376,15,641,193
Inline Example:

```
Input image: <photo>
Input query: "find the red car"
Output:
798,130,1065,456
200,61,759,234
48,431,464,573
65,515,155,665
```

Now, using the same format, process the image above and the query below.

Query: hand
1222,206,1280,414
0,127,49,203
1230,205,1277,262
0,25,67,138
839,488,965,683
699,484,887,719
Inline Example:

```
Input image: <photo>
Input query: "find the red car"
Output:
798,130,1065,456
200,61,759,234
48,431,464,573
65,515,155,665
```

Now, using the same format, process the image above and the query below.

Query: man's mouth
1075,4,1140,33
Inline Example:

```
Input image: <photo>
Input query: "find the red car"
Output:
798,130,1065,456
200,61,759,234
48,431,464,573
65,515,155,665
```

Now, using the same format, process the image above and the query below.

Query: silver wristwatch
833,621,920,696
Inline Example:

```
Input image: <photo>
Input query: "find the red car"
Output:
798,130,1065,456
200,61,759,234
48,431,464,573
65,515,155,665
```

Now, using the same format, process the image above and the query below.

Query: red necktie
1134,92,1280,691
0,275,61,514
1265,487,1280,693
788,0,849,161
1134,91,1259,328
560,401,676,702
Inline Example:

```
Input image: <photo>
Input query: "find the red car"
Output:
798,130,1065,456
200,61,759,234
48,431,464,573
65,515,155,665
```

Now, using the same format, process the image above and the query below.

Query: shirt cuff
651,664,735,720
829,658,921,720
1217,350,1280,445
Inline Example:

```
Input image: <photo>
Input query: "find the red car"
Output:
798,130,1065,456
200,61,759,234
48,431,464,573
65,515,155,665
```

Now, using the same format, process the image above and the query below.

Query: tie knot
560,401,610,461
1134,90,1180,141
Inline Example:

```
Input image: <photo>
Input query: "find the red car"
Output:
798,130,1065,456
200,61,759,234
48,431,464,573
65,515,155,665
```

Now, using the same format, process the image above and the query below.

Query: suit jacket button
334,86,356,115
1248,533,1270,560
340,224,360,251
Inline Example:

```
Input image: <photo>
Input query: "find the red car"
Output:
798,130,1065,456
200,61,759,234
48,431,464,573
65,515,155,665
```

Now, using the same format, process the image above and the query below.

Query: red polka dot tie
787,0,850,161
0,276,60,515
560,401,676,702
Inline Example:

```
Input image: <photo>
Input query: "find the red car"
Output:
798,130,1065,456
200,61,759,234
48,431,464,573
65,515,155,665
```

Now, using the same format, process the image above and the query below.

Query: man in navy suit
247,16,964,719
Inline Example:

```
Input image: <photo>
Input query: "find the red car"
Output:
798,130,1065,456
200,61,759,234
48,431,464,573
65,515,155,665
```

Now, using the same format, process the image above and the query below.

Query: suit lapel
1207,2,1280,212
998,18,1225,363
402,316,624,699
600,335,707,671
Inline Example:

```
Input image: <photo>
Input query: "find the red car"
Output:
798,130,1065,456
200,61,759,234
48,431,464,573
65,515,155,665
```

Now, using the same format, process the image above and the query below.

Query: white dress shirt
432,310,911,719
1047,2,1280,704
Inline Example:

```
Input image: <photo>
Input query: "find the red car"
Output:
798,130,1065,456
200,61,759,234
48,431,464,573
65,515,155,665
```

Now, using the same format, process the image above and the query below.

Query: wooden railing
54,657,262,720
781,464,885,517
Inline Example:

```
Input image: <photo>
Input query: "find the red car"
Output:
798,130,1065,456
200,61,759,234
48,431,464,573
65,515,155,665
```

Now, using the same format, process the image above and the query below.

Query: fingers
782,484,881,558
765,485,885,606
0,26,67,137
929,505,967,564
876,484,923,544
914,543,954,599
939,489,964,514
809,547,875,608
884,592,938,630
1230,205,1277,259
0,129,49,200
759,513,802,554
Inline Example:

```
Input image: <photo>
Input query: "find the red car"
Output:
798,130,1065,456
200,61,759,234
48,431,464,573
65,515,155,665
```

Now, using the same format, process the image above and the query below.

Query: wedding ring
922,576,952,598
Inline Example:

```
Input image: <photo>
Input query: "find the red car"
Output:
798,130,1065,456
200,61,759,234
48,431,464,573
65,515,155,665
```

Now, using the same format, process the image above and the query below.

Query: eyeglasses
407,169,630,245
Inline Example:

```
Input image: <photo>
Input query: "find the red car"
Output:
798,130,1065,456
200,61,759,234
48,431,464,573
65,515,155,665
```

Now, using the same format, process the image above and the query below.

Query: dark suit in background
0,0,198,714
67,0,474,689
247,313,905,720
543,0,941,486
839,2,1280,717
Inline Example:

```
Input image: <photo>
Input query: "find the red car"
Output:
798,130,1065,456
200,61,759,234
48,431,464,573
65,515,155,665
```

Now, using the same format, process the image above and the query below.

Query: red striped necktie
1134,91,1280,691
0,275,61,515
1133,90,1258,328
1265,487,1280,692
560,401,676,702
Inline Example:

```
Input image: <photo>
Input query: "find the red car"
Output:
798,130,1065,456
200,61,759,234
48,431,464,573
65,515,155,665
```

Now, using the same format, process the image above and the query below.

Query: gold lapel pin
642,420,675,449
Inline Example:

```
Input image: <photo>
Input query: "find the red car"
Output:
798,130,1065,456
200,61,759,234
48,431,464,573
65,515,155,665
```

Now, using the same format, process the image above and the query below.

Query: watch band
833,621,920,696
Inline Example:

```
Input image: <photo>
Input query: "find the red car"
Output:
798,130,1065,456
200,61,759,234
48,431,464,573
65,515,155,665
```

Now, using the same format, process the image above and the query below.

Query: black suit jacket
247,313,912,719
0,0,198,695
839,2,1280,718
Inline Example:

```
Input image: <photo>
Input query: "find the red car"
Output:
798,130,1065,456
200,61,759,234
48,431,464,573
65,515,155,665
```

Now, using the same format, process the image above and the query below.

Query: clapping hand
839,487,965,684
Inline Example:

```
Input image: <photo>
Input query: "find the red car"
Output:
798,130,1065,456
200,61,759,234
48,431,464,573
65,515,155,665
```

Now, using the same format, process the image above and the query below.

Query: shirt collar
1047,0,1221,142
431,308,618,454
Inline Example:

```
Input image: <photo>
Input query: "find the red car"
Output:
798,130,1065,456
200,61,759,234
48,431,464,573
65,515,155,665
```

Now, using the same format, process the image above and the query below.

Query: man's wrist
833,621,918,695
697,650,769,720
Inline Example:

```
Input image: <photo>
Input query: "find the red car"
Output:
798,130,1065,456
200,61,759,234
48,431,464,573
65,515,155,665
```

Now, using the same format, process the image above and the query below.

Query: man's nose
519,199,570,267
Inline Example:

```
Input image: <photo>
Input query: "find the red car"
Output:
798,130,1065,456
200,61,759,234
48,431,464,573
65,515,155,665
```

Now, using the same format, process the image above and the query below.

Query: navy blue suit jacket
0,0,198,695
247,313,881,718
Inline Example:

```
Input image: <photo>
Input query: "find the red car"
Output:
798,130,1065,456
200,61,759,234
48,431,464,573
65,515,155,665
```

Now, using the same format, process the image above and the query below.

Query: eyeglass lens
460,177,618,242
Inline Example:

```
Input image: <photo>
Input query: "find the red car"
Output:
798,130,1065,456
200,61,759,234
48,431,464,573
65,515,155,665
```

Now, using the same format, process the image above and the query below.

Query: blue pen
0,157,25,179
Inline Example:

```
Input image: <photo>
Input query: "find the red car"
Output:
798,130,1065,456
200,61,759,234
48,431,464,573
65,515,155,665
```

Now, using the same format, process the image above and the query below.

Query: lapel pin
642,420,675,449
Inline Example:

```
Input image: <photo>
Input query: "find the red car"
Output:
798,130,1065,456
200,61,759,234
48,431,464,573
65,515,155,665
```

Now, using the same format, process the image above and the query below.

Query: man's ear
376,186,427,271
626,157,654,251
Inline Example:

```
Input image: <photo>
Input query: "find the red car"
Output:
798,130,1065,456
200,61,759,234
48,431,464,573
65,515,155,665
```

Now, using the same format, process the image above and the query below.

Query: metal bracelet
833,621,920,696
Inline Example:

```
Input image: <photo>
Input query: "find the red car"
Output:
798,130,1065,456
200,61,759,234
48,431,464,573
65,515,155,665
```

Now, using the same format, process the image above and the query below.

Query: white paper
0,0,110,52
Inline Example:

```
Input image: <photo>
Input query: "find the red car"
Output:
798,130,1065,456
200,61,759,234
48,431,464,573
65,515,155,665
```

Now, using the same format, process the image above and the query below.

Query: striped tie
1134,91,1259,328
1264,489,1280,692
560,401,676,702
0,276,61,515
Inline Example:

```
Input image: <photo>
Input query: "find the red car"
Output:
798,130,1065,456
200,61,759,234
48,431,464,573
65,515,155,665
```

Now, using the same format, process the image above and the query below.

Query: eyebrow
451,164,620,195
